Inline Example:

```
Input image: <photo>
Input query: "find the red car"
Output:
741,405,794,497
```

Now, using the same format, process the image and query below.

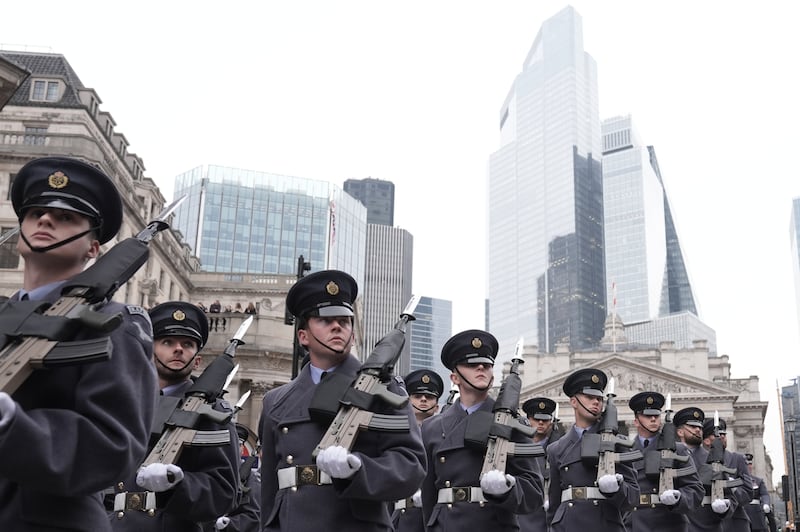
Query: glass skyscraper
172,165,367,282
791,198,800,337
408,296,452,394
488,6,605,356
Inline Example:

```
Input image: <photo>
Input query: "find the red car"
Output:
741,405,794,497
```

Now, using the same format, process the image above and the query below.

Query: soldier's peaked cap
441,329,498,370
628,391,665,416
563,368,607,397
149,301,209,349
404,369,444,398
702,417,727,438
286,270,357,319
522,397,557,420
11,156,122,244
672,406,705,428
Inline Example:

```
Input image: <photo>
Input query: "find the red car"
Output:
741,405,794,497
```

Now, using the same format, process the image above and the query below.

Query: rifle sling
62,239,149,304
308,371,395,422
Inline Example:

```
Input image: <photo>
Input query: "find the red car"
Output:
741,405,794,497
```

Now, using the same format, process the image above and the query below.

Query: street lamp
787,417,798,528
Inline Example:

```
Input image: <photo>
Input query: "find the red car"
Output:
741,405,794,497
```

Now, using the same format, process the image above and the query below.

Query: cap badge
326,281,340,296
591,374,599,384
172,310,186,321
693,411,700,418
422,375,431,384
646,396,654,405
539,401,546,409
48,171,69,189
471,337,482,349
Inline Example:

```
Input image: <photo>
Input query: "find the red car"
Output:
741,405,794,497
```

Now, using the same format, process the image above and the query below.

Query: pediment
522,354,738,403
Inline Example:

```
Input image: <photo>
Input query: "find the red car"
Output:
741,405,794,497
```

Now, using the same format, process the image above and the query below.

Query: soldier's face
18,207,99,264
153,335,201,381
678,424,703,445
530,418,553,435
410,393,439,419
635,413,662,434
298,315,354,366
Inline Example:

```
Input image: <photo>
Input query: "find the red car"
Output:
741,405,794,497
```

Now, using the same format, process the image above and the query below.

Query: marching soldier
0,157,157,530
674,407,732,532
110,302,240,531
742,453,777,532
545,368,638,532
392,369,444,532
518,397,561,531
258,270,425,531
704,419,752,532
420,329,544,531
626,392,703,531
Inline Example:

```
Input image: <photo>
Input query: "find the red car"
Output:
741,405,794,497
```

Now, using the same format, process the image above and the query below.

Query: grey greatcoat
546,424,639,532
518,430,562,532
720,450,753,532
109,379,240,532
742,475,771,531
420,400,544,532
625,438,704,532
259,355,426,531
687,445,739,532
0,286,157,531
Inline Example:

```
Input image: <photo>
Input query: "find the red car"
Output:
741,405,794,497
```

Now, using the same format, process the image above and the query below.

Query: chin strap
20,225,98,253
455,367,494,392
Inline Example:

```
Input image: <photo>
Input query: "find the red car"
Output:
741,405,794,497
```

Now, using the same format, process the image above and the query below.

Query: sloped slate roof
0,51,86,108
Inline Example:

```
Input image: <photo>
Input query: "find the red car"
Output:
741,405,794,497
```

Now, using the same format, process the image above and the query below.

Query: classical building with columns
516,313,775,484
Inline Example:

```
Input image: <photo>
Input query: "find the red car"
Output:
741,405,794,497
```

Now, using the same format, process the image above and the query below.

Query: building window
30,80,61,102
0,226,20,269
23,126,47,145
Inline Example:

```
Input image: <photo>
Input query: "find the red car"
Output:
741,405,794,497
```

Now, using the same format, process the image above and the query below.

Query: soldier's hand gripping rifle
114,316,253,517
310,295,420,457
644,393,695,493
0,196,185,394
479,337,543,479
581,377,643,485
707,410,742,502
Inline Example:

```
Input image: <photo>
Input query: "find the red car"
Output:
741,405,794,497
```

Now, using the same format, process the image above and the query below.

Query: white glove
316,445,362,479
711,498,730,514
215,516,231,530
598,473,622,494
411,489,422,507
136,463,185,492
0,392,17,430
480,469,516,495
660,489,681,506
763,503,771,513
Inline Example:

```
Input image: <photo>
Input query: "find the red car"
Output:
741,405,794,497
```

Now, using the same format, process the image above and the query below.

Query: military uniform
0,157,157,530
546,369,639,532
742,472,772,531
420,330,544,531
259,270,426,531
209,424,262,531
110,302,240,531
675,408,735,532
705,420,752,532
625,393,704,532
392,369,444,532
518,397,561,532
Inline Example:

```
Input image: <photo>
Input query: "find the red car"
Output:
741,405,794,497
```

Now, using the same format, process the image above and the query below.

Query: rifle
581,377,643,481
707,410,742,501
0,196,185,394
113,316,253,517
645,393,695,492
310,295,420,457
440,383,459,413
478,337,543,477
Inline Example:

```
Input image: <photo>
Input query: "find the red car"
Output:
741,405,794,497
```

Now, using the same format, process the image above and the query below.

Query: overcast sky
4,1,799,482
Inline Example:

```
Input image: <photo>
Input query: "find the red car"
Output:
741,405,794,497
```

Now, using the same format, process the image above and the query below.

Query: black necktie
643,439,650,448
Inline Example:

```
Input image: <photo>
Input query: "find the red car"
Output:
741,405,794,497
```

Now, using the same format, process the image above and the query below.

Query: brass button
445,480,451,487
440,456,446,463
282,427,289,434
286,455,294,465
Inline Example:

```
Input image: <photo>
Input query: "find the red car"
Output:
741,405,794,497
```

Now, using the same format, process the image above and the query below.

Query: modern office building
602,115,699,324
408,295,453,395
624,311,717,354
343,177,395,226
488,6,605,356
362,224,413,374
172,165,367,285
781,379,800,518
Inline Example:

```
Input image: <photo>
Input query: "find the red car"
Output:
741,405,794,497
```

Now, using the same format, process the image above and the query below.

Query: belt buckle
573,487,586,500
113,491,156,516
297,466,319,486
453,487,469,502
639,494,651,505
